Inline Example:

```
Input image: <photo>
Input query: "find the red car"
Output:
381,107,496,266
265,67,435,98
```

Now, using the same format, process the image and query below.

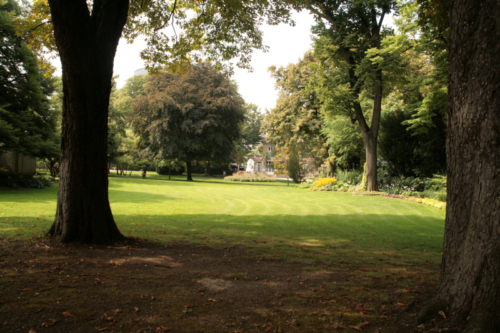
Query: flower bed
224,171,276,182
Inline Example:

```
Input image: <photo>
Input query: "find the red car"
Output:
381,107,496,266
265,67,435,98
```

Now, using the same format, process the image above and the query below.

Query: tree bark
349,62,382,192
46,0,129,244
185,160,193,181
204,161,211,176
420,0,500,331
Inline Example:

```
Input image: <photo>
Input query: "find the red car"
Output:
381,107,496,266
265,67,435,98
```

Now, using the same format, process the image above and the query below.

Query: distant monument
134,67,147,76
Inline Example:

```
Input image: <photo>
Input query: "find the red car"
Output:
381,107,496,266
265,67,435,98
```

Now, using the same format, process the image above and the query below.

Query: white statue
246,159,255,172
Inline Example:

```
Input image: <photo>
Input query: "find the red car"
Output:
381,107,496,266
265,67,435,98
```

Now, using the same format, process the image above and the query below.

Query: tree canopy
132,63,245,180
0,0,57,158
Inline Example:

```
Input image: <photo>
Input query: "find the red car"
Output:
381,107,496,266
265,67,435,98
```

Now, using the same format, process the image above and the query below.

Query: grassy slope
0,177,445,268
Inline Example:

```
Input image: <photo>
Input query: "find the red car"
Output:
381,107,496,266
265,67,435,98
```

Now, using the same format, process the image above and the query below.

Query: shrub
0,169,55,189
335,168,363,185
310,177,338,191
287,148,304,184
224,171,276,182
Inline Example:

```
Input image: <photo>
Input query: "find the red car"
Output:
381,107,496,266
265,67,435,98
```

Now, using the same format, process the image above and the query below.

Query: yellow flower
313,177,337,188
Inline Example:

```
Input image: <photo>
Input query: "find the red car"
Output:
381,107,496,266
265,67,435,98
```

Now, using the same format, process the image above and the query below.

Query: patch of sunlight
113,256,182,267
327,238,350,244
296,239,324,247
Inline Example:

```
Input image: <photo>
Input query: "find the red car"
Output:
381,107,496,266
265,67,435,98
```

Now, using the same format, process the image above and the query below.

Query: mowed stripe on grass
0,177,445,266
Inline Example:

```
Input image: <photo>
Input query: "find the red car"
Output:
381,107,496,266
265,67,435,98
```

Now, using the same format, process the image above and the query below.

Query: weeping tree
131,63,245,181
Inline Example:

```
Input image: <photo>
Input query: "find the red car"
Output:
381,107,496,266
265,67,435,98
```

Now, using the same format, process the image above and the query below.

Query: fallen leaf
94,278,103,284
417,324,425,329
113,309,123,314
439,310,447,319
62,312,75,318
333,325,348,329
155,327,171,332
35,306,44,313
349,322,369,331
96,327,108,331
134,307,139,313
28,329,36,333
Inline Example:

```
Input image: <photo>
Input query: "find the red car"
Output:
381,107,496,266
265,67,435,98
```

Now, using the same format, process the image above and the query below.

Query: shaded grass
0,178,447,332
0,177,445,267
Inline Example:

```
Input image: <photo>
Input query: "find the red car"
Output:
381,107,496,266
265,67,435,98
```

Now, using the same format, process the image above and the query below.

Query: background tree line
263,0,447,186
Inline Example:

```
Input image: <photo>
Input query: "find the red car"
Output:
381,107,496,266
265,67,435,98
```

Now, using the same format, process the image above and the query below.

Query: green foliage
0,0,58,158
379,105,446,178
155,159,185,176
335,168,363,186
241,104,263,148
0,167,54,188
379,109,418,176
321,114,364,169
132,63,245,165
357,163,368,192
430,174,447,191
263,51,327,168
19,0,295,74
287,147,304,184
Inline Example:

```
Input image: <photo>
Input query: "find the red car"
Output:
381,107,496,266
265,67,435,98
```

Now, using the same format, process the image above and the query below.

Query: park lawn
0,177,444,267
108,170,292,185
0,178,447,332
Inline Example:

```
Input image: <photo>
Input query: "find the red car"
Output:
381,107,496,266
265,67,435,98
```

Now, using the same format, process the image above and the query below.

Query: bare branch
31,21,52,31
154,0,178,32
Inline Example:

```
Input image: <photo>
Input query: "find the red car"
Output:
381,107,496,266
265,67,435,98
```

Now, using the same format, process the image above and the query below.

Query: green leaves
131,63,245,165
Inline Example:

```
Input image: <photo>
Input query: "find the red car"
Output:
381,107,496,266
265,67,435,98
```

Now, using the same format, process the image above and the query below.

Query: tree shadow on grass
112,212,445,267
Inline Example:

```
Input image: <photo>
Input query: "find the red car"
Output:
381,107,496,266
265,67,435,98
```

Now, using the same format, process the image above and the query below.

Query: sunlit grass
0,177,445,266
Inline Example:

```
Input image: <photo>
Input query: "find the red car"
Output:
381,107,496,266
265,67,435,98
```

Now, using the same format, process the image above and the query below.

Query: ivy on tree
131,63,245,181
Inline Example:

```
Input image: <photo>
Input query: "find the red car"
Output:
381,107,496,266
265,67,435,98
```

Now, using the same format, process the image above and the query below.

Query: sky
53,10,317,113
52,10,393,113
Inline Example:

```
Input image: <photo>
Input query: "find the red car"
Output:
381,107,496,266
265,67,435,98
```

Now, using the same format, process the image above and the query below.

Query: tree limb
154,0,178,32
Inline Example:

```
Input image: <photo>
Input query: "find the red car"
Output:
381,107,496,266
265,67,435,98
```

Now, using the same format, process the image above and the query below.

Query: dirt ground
0,237,453,333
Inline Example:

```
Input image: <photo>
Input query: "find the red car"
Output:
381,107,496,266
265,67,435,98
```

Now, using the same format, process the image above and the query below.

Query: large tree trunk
46,0,129,244
420,0,500,331
204,161,211,176
186,161,193,181
362,133,378,191
349,59,382,192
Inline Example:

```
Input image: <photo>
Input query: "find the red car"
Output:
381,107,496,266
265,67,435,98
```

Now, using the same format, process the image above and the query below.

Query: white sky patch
51,10,394,113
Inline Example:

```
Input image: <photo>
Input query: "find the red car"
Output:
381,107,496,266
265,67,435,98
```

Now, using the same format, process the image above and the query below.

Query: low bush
0,169,55,189
224,171,276,182
335,168,363,185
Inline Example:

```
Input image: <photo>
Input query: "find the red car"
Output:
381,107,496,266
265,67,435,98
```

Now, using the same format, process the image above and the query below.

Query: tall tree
419,0,500,331
299,0,396,191
132,63,245,181
263,51,328,169
231,103,264,166
0,0,57,159
21,0,292,243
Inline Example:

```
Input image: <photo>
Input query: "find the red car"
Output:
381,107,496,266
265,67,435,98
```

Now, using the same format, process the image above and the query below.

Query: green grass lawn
0,177,445,267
